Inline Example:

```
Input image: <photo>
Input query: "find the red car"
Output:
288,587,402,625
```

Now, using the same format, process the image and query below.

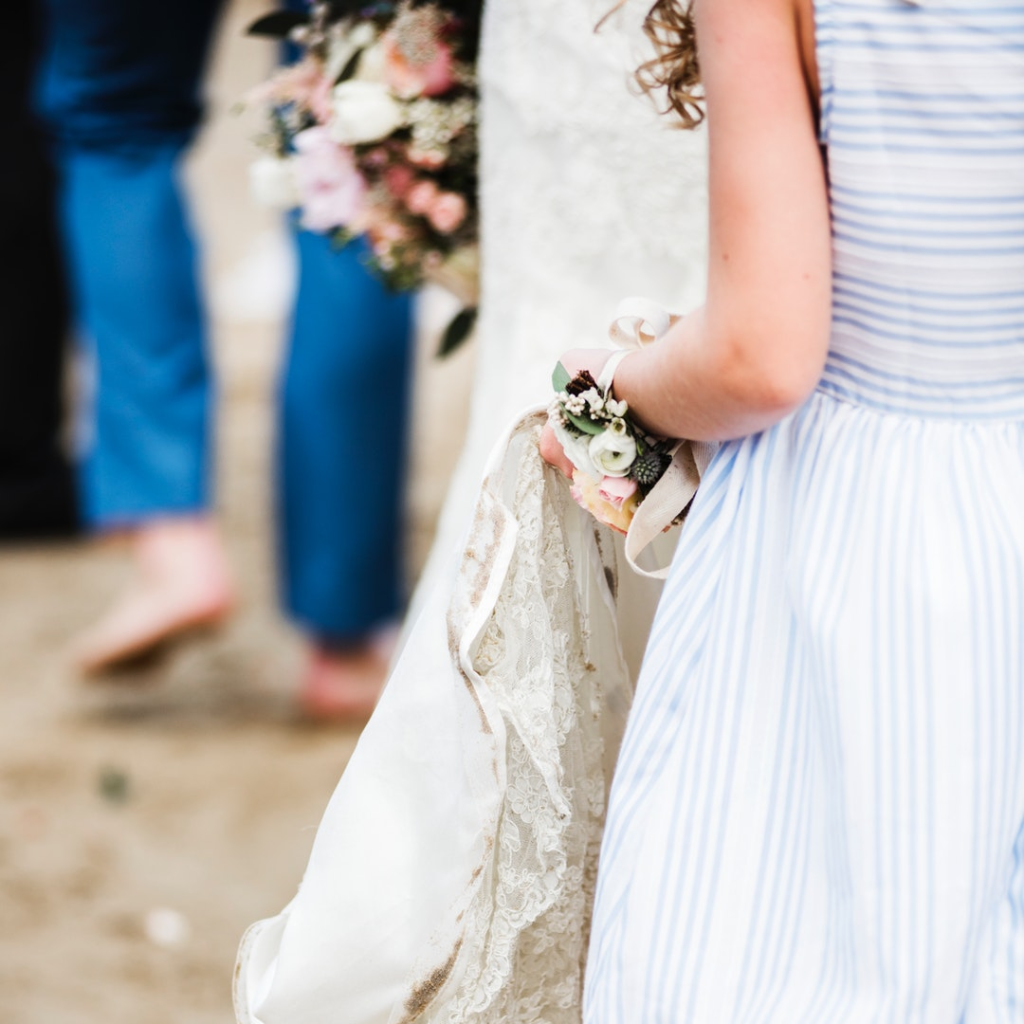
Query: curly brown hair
600,1,704,129
637,0,703,129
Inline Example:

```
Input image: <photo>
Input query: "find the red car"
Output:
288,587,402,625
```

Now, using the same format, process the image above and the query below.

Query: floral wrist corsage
548,361,679,535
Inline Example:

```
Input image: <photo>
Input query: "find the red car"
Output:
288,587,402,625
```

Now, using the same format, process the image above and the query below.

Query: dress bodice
815,0,1024,419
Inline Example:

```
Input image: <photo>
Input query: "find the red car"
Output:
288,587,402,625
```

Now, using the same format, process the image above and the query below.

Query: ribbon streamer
605,298,718,580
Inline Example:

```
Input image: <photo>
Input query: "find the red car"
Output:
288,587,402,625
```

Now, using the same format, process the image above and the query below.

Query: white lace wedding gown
234,4,707,1022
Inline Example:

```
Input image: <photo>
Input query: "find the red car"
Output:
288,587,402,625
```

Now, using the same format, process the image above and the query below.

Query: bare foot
297,639,393,722
74,517,234,676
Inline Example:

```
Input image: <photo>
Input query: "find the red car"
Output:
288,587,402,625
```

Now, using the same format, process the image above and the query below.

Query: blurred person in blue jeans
279,233,413,717
36,0,414,715
0,1,78,540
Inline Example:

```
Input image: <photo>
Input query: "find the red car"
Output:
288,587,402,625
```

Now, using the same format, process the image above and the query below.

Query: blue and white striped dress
584,2,1024,1020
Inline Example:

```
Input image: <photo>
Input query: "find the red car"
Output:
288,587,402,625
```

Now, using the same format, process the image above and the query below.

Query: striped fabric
584,2,1024,1021
816,0,1024,419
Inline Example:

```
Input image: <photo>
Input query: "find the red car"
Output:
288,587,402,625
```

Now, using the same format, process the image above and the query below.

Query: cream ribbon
604,297,719,580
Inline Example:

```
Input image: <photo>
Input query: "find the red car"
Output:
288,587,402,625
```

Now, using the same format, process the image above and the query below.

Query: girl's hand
539,422,575,478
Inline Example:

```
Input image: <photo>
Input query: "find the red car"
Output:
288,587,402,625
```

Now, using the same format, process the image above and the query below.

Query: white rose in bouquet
589,430,638,477
330,81,405,145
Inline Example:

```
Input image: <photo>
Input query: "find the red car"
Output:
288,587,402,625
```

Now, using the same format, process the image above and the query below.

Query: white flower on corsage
589,430,638,477
549,411,601,479
329,80,405,145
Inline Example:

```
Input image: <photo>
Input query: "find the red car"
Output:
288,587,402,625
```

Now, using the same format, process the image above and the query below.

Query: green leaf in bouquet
564,410,605,435
438,307,478,358
247,11,308,38
325,224,355,248
552,361,572,394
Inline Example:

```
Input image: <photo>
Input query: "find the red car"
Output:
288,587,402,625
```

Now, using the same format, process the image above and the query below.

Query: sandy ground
0,4,475,1021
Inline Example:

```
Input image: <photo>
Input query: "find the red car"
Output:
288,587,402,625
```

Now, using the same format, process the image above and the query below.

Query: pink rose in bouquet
249,57,334,123
381,31,457,98
407,148,447,170
427,192,467,234
598,474,639,510
368,214,412,245
382,163,416,200
570,471,640,536
405,179,440,215
292,127,367,232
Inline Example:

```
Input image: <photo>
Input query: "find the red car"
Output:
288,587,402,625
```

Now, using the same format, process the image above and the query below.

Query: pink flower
427,191,467,234
405,180,439,215
373,218,412,243
570,471,640,535
362,204,414,250
362,147,391,170
248,58,334,123
381,32,457,98
597,475,638,510
308,75,335,125
383,164,416,200
292,127,367,232
408,149,446,170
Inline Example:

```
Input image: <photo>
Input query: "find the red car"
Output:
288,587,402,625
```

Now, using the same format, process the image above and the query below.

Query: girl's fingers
539,422,575,479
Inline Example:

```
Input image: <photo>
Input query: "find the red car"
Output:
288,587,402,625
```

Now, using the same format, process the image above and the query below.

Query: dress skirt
585,389,1024,1022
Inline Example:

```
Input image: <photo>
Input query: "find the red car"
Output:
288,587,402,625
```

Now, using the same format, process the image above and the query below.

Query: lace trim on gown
236,413,633,1024
403,417,620,1023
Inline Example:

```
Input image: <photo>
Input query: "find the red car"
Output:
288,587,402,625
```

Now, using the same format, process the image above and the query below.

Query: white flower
248,155,301,209
551,417,600,478
348,21,378,49
606,397,628,418
355,40,387,84
589,430,638,477
325,21,379,83
608,417,627,435
329,81,405,145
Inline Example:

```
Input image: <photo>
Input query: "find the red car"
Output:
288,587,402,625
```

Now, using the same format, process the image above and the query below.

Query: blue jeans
279,231,413,643
36,0,224,525
37,0,414,639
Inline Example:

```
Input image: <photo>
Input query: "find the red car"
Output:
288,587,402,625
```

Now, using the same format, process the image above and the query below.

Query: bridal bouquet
246,0,481,352
548,362,681,535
